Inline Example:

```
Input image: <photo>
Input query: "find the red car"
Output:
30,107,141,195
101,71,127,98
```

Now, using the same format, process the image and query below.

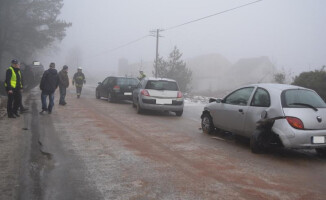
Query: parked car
132,77,184,116
96,76,139,102
201,83,326,155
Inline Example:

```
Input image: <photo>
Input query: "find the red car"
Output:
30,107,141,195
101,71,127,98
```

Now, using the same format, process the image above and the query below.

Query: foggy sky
42,0,326,77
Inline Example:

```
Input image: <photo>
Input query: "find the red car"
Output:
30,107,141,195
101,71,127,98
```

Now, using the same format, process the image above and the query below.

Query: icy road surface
5,85,326,200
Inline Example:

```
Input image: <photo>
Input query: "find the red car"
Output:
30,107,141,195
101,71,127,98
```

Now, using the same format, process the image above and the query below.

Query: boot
20,107,29,114
8,113,16,118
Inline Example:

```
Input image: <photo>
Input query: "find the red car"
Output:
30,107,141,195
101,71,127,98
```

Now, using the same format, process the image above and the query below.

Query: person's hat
63,65,68,70
11,59,19,64
77,67,82,70
50,62,55,68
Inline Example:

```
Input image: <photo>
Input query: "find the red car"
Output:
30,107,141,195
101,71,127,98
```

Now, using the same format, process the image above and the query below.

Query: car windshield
145,80,178,91
117,78,139,86
282,89,326,108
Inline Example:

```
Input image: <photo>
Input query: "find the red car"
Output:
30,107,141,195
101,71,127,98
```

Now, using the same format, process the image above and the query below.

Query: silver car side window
224,87,254,106
251,88,271,107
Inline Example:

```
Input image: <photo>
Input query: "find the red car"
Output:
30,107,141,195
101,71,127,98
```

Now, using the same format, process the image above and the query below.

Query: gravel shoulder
0,106,26,199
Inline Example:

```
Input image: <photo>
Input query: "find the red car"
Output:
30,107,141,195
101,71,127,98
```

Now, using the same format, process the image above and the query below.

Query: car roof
145,77,177,82
107,76,138,79
246,83,308,91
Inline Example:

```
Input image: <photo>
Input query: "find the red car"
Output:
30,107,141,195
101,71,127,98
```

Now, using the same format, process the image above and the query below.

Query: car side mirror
216,98,223,103
209,98,216,103
98,82,102,85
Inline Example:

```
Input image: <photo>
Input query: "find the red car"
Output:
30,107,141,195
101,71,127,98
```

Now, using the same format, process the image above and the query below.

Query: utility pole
150,29,163,78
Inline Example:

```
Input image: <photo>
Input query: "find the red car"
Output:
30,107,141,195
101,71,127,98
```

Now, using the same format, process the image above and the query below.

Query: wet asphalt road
18,86,326,200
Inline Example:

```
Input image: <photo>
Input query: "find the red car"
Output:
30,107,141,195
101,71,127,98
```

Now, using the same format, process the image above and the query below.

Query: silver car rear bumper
273,119,326,149
139,98,184,112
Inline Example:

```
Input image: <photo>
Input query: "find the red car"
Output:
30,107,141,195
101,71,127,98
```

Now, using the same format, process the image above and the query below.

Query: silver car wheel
201,114,214,134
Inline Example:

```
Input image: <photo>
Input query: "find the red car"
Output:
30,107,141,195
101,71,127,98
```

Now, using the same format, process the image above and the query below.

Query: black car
96,76,139,102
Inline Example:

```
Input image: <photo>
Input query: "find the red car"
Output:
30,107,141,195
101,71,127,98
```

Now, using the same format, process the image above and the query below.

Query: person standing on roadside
58,65,69,105
4,59,23,118
72,67,86,98
39,62,59,114
138,70,146,80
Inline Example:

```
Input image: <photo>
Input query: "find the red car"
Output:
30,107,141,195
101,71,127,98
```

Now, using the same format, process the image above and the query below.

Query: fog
38,0,326,92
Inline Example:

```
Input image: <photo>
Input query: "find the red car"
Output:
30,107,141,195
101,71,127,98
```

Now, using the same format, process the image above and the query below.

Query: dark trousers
7,90,21,115
59,86,66,104
76,86,82,95
41,92,55,112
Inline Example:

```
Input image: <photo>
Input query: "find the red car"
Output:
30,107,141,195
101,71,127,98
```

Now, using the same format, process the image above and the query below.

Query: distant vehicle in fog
96,76,139,102
201,83,326,155
132,77,184,116
21,61,44,90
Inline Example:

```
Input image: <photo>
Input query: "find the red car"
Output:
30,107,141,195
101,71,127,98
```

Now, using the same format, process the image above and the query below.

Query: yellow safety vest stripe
4,66,22,89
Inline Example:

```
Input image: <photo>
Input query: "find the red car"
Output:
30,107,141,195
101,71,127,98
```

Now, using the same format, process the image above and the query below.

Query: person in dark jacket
39,62,59,114
5,59,23,118
72,67,86,98
58,65,69,105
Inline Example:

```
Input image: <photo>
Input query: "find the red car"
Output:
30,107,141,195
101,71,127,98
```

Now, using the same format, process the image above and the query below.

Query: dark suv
96,76,139,102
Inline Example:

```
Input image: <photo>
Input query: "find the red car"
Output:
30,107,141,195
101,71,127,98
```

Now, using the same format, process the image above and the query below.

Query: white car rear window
145,81,178,91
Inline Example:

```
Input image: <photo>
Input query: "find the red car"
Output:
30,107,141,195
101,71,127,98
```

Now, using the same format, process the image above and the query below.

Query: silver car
132,77,184,116
201,83,326,155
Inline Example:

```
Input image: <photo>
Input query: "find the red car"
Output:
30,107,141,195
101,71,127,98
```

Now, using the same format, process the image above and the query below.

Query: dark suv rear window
282,89,326,108
117,78,139,86
145,80,178,91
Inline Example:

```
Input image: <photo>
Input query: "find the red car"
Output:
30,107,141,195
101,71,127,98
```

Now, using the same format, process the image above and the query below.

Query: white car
132,78,184,116
201,83,326,155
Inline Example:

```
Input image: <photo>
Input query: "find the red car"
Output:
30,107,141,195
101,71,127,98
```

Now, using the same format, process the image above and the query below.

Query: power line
90,35,150,58
164,0,263,31
86,0,263,60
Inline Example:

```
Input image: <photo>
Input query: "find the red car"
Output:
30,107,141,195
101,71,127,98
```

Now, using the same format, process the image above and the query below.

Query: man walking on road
4,59,23,118
58,65,69,105
39,62,59,114
72,67,86,98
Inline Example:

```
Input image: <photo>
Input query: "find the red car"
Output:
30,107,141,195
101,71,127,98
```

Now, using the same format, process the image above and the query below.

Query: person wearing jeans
41,93,54,113
39,62,59,114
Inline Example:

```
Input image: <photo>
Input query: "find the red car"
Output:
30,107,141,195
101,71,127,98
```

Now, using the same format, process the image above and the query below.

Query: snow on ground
184,96,210,105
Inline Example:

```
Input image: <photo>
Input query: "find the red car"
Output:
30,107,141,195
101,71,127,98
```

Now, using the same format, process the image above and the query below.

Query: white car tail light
177,91,183,98
141,89,150,96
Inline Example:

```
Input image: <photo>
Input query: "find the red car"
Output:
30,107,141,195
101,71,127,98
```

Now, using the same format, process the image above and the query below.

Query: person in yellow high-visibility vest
4,59,23,118
138,70,146,80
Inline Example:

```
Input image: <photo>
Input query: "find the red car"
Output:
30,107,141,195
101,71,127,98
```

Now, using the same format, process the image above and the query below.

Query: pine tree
0,0,71,69
153,46,192,92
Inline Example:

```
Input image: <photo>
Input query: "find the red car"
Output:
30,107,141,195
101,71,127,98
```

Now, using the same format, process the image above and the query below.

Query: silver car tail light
286,116,304,130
